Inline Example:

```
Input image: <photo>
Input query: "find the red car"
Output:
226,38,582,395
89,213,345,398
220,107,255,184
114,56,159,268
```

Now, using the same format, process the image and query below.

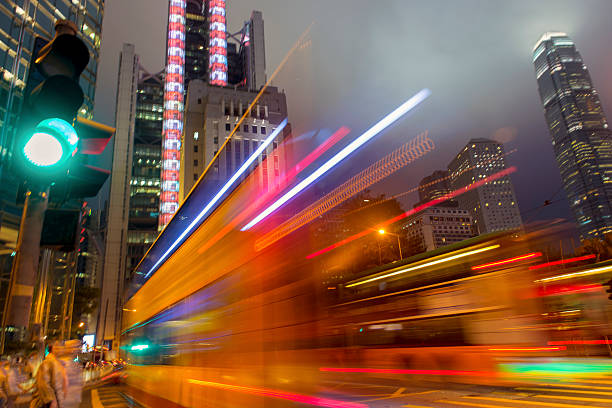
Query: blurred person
55,341,82,408
30,345,67,408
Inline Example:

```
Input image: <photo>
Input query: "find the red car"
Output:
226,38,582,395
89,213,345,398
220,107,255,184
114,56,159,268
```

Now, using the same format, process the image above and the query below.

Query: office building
533,32,612,239
403,206,474,256
448,139,522,234
180,81,290,199
127,70,163,275
160,1,269,226
99,43,139,348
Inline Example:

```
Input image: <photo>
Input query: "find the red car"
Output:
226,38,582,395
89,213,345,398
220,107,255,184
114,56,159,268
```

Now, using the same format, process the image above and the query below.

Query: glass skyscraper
533,32,612,239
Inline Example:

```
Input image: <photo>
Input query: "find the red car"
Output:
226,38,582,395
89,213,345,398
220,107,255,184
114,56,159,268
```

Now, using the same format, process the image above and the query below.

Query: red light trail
187,379,368,408
471,252,542,271
529,254,596,270
307,166,517,259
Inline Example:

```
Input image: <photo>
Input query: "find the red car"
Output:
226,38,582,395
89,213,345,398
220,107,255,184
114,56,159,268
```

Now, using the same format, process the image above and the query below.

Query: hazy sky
94,0,612,226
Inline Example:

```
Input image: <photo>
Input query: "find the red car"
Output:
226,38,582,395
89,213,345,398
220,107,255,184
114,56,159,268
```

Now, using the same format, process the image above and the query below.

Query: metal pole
2,188,48,346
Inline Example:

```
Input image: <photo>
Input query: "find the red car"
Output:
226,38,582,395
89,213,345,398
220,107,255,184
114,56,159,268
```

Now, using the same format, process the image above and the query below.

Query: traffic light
13,20,90,186
605,278,612,300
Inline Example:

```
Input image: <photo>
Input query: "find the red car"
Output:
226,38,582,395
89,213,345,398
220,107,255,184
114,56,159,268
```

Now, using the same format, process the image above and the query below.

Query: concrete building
403,206,474,256
240,10,266,91
180,81,290,199
416,169,456,208
448,139,522,234
533,32,612,239
99,44,139,348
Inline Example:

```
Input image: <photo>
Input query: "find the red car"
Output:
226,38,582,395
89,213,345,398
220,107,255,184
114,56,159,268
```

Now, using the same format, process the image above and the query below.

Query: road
81,370,612,408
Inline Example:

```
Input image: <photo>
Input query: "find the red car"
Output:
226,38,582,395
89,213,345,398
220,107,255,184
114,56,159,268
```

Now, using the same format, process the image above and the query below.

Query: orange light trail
307,166,517,259
256,131,434,251
471,252,542,271
187,379,368,408
529,254,596,270
488,346,566,352
549,340,612,345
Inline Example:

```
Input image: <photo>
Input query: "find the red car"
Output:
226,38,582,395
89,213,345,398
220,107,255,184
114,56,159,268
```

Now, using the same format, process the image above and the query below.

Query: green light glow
22,118,78,168
500,362,612,375
23,132,64,166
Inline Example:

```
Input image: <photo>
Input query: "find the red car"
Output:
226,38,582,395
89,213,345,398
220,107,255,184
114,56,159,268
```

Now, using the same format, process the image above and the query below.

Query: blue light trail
241,89,431,231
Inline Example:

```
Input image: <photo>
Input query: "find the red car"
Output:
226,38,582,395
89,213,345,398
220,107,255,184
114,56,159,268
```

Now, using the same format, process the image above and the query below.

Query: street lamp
377,229,403,260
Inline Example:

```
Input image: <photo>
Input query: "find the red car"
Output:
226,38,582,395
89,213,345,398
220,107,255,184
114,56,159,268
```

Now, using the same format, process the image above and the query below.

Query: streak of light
471,252,542,271
197,126,351,255
307,166,516,259
319,367,494,377
488,346,566,351
345,148,518,216
534,264,612,283
255,131,435,251
241,88,432,231
549,340,612,345
460,395,595,407
144,119,288,279
529,254,596,270
536,283,602,297
344,245,500,288
186,379,368,408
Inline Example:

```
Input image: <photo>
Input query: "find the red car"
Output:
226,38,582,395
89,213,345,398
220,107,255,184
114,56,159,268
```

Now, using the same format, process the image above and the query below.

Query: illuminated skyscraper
448,139,522,234
533,32,612,239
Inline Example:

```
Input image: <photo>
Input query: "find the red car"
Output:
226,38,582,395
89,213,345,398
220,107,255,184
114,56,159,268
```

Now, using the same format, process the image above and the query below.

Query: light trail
307,166,517,259
471,252,542,271
534,264,612,283
241,88,432,231
196,126,352,255
143,119,288,278
187,379,368,408
344,245,500,288
529,254,596,270
254,131,434,251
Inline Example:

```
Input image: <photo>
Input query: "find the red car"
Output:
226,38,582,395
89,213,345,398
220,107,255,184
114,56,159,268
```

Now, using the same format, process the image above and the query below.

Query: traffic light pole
0,188,48,352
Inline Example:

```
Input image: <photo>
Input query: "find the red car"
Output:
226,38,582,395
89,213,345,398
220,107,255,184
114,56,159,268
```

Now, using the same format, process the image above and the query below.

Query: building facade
99,44,139,347
533,32,612,239
403,206,474,256
448,139,522,234
127,71,163,277
416,169,455,208
180,81,289,199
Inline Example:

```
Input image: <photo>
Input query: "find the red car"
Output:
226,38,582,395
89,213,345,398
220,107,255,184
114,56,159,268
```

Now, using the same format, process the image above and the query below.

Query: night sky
94,0,612,228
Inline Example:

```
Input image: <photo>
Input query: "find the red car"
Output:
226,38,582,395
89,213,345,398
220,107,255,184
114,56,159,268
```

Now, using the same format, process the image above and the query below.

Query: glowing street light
377,228,403,260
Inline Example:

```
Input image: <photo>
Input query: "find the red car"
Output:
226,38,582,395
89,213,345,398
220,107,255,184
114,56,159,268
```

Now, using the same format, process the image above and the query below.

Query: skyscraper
180,81,289,200
533,32,612,239
417,170,452,204
99,44,139,348
448,139,522,234
159,1,269,227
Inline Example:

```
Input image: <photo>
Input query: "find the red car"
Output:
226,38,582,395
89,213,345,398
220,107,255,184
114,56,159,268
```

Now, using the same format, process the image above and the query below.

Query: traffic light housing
13,20,90,186
605,278,612,300
13,21,113,201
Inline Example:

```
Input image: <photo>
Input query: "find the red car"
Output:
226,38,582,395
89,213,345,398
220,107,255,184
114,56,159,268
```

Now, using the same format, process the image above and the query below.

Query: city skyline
94,0,612,232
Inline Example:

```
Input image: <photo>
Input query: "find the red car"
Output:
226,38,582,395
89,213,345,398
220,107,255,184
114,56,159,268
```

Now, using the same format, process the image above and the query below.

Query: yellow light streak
534,264,612,283
345,244,500,288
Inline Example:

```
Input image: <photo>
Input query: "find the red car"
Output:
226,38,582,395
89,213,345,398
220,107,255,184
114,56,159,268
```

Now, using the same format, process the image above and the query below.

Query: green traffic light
22,118,78,168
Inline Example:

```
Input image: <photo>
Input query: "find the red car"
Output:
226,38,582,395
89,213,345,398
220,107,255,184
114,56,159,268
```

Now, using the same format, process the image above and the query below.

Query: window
244,124,249,132
261,127,266,135
197,98,202,104
252,126,257,133
213,137,218,144
226,123,231,131
194,145,198,152
194,173,198,181
194,159,198,166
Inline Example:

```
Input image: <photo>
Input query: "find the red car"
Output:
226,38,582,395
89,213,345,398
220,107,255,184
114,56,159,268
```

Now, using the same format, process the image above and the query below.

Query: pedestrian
55,341,82,408
29,345,67,408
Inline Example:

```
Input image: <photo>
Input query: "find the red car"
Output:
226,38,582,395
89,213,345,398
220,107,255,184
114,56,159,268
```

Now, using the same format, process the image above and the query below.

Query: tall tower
160,0,188,227
99,44,139,347
208,0,228,86
448,139,522,234
533,32,612,239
